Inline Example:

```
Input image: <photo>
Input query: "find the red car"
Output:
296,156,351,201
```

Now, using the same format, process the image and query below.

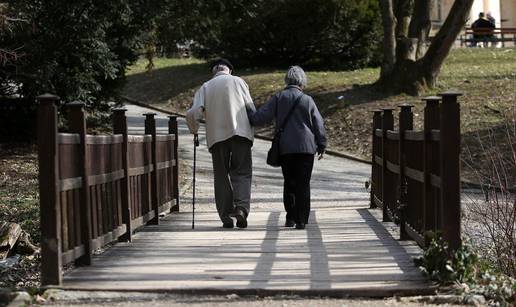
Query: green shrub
185,0,382,70
415,234,516,306
415,233,479,284
0,0,152,109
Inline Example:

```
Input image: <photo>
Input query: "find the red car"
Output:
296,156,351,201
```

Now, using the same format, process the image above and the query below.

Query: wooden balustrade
37,95,180,285
370,92,462,251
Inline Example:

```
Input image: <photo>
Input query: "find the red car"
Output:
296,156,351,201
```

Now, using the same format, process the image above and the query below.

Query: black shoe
295,223,306,230
285,219,295,227
231,209,247,228
222,222,234,229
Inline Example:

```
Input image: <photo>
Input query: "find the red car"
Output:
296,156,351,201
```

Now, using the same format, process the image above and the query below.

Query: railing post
381,108,394,222
37,94,62,286
67,102,92,265
422,96,441,244
370,110,382,209
398,104,413,240
439,91,462,252
145,113,159,225
113,108,132,242
168,115,180,212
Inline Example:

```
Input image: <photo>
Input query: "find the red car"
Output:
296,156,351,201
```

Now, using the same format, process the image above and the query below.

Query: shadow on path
249,212,281,288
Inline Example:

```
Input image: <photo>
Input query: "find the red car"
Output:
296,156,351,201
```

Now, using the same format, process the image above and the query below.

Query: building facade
432,0,516,27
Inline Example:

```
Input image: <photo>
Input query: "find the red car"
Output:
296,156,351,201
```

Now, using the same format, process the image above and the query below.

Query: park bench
459,27,516,47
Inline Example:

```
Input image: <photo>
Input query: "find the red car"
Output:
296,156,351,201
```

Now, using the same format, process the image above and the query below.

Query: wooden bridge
36,94,462,296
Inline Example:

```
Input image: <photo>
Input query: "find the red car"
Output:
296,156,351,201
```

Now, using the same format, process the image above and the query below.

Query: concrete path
62,104,432,296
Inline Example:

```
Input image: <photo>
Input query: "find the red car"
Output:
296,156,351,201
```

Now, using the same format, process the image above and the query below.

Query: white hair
285,66,307,87
212,64,231,74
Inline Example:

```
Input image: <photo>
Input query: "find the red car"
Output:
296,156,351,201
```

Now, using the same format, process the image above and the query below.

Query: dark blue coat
248,86,327,155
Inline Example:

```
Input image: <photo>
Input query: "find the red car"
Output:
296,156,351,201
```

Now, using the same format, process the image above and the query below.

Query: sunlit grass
123,48,516,158
126,57,206,76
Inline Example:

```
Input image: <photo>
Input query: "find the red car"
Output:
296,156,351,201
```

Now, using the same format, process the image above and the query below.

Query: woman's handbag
266,135,281,167
266,94,303,167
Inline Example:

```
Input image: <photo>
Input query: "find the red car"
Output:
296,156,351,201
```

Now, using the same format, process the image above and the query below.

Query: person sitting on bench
471,12,495,47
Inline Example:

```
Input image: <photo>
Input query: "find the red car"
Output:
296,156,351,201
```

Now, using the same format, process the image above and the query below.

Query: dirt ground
43,291,466,307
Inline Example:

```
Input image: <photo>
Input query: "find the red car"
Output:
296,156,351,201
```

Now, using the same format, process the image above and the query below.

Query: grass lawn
123,49,515,172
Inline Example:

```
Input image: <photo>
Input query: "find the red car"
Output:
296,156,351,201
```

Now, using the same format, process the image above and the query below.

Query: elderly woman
247,66,327,229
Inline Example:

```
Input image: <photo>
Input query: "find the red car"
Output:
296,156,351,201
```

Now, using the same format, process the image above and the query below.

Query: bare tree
0,2,26,66
377,0,474,95
463,116,516,277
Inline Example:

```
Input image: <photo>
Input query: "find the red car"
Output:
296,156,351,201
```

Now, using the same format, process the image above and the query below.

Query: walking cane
192,134,199,229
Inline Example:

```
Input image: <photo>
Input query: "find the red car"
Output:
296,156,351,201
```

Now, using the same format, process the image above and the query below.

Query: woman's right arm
309,98,327,154
247,94,278,127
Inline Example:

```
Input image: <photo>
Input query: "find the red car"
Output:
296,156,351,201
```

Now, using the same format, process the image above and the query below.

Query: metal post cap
36,93,59,100
381,107,395,112
421,96,441,101
67,101,85,107
439,90,463,97
398,104,414,110
36,93,60,104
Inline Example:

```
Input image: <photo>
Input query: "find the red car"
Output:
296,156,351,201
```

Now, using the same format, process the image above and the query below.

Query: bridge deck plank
62,112,432,296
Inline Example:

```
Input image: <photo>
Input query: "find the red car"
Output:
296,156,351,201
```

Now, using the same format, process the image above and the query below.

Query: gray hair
284,66,307,87
212,64,231,74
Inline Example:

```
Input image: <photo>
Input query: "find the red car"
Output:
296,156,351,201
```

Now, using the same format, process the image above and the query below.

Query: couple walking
186,59,326,230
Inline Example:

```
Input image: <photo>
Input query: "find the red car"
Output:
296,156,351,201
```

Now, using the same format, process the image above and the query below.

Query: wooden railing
37,94,179,286
370,92,462,252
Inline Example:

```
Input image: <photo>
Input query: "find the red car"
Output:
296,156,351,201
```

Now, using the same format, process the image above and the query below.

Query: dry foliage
463,114,516,277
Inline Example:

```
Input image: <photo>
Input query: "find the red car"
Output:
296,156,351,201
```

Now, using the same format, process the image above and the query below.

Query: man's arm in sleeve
239,79,256,112
186,87,205,134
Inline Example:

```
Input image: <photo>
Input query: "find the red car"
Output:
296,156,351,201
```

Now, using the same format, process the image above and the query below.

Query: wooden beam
37,93,62,286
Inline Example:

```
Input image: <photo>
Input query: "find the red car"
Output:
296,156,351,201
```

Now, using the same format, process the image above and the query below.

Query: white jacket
186,71,256,148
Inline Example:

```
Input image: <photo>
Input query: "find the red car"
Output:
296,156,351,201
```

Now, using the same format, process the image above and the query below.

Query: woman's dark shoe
295,223,306,230
284,219,295,227
222,222,234,229
230,208,248,228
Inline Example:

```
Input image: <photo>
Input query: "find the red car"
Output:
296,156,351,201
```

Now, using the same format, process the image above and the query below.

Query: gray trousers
210,136,252,224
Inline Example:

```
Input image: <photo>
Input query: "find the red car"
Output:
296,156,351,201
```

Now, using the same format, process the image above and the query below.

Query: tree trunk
377,0,474,95
421,0,475,85
408,0,432,59
0,222,22,259
379,0,396,82
394,0,414,37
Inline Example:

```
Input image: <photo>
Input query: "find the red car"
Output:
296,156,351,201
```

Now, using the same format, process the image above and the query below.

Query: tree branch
422,0,474,79
0,47,24,65
379,0,396,80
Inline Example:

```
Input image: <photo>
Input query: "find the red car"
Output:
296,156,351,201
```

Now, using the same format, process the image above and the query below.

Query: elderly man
186,59,256,229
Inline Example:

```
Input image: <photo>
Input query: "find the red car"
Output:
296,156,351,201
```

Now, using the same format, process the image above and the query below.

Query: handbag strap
276,94,303,133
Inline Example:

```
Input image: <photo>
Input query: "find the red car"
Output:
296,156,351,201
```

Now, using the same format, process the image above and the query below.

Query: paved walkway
62,105,431,296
